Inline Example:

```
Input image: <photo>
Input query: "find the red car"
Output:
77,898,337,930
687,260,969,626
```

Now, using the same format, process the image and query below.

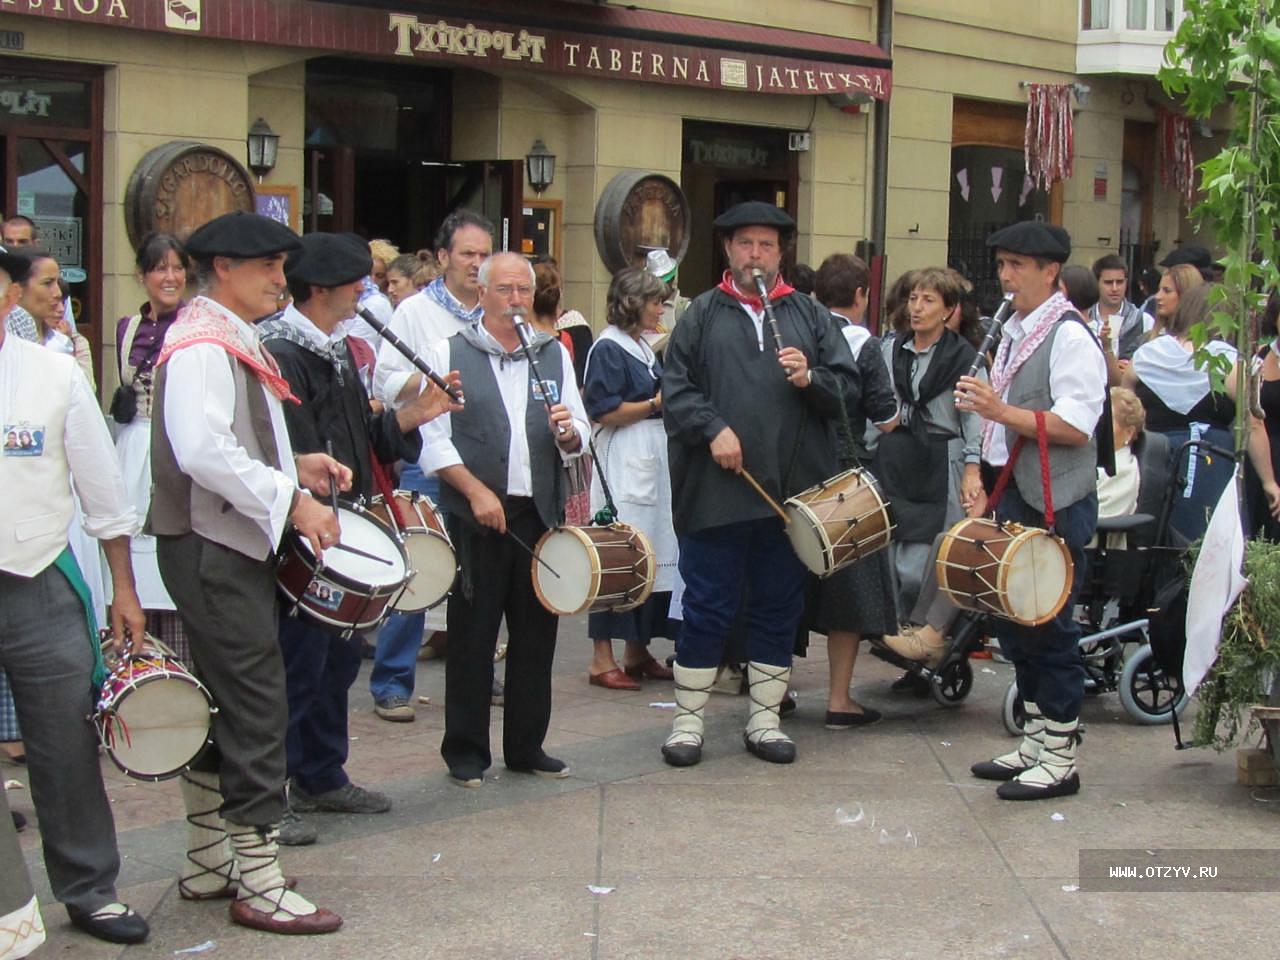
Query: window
1082,0,1111,29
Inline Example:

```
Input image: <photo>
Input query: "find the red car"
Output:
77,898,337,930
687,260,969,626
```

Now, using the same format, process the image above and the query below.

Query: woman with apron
583,268,679,689
110,233,191,661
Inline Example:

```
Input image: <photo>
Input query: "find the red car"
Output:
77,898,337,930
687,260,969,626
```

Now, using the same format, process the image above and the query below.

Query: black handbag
109,383,137,424
111,312,144,425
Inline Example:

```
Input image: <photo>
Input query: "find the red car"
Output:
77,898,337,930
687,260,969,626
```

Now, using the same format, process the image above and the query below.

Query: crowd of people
2,196,1277,952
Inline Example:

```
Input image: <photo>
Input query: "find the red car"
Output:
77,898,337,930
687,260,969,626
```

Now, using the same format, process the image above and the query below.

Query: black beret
986,221,1071,262
713,201,796,234
0,246,31,283
1159,245,1218,270
185,211,302,259
285,233,373,288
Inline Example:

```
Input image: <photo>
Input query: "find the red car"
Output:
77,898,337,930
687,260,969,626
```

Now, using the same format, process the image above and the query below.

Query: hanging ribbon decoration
1157,106,1197,208
1023,83,1075,190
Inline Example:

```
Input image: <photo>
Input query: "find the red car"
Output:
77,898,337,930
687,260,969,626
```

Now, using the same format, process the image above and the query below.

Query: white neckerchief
1132,336,1236,415
586,324,658,383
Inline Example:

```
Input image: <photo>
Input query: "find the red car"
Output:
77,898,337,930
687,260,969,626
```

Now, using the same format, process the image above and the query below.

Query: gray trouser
157,533,287,826
0,565,121,912
910,532,962,634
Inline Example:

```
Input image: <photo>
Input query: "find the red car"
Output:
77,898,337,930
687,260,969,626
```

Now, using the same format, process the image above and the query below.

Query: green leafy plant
1193,538,1280,749
1158,0,1280,453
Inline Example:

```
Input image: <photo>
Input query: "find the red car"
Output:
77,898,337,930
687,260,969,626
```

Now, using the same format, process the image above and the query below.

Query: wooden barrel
125,141,256,250
593,171,690,276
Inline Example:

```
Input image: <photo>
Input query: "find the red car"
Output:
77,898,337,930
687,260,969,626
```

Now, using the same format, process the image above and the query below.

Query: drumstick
323,440,340,519
329,541,394,566
506,528,561,579
738,468,790,525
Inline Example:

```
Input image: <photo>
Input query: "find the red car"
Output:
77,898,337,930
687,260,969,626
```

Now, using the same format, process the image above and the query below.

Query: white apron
585,328,680,596
112,416,174,610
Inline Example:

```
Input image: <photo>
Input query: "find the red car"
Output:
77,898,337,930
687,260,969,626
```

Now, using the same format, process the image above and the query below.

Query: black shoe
779,692,797,718
970,758,1032,782
824,707,882,729
890,671,932,697
67,903,150,945
996,771,1081,801
11,810,25,832
744,733,796,764
449,764,485,788
505,751,569,778
661,740,702,767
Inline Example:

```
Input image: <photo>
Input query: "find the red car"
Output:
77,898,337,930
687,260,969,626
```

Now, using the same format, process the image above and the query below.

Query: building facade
0,0,1214,390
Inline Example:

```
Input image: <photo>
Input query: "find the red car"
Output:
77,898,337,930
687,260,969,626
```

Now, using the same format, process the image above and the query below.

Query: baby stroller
999,433,1218,735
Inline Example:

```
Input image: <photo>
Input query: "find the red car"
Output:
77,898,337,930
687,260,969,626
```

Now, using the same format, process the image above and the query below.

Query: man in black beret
659,200,857,767
947,220,1106,801
1159,244,1221,282
149,211,355,934
259,233,460,845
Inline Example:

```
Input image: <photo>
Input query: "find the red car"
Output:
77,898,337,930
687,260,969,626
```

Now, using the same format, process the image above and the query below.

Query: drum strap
987,411,1055,531
369,451,408,528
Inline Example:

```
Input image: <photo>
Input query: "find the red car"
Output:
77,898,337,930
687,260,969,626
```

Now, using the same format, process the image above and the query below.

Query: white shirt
985,301,1108,467
417,324,589,495
161,298,299,551
374,290,477,407
0,332,138,549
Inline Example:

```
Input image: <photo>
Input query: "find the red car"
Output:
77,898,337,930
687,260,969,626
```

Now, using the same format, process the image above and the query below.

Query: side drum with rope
532,522,656,616
935,518,1073,627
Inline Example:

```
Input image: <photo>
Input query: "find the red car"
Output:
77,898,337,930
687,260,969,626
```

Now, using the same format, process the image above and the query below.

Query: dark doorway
304,59,521,254
681,120,795,295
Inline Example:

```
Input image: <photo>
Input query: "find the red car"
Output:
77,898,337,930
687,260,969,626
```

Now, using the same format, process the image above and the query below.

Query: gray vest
147,354,284,560
1003,320,1098,514
438,333,566,531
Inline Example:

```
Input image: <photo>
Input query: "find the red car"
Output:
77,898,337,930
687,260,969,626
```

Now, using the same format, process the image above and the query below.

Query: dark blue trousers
278,614,362,795
676,517,808,669
994,487,1097,723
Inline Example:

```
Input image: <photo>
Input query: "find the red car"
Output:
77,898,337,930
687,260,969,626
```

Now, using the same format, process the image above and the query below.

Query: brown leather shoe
229,898,343,935
624,656,675,681
588,668,641,690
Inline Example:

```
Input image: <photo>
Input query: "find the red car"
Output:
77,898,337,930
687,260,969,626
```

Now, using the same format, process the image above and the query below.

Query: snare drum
784,469,894,577
367,490,457,612
532,523,656,616
277,503,410,633
94,637,216,782
935,518,1073,626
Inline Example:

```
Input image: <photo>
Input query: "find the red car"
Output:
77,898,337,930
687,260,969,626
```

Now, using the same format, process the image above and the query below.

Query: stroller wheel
1119,644,1189,724
929,658,973,707
1002,681,1025,736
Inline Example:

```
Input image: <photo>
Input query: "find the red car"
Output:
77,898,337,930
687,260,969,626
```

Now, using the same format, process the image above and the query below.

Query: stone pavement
9,619,1280,959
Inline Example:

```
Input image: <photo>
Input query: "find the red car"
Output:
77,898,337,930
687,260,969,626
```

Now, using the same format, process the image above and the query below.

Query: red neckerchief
716,270,796,310
157,297,300,404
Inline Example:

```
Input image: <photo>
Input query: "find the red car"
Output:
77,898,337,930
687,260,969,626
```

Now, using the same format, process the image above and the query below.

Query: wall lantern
526,138,556,194
246,117,280,179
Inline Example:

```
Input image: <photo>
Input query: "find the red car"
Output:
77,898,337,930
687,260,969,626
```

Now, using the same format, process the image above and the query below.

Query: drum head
393,534,457,612
303,506,407,587
1005,532,1070,624
784,502,830,576
533,529,597,615
111,677,210,779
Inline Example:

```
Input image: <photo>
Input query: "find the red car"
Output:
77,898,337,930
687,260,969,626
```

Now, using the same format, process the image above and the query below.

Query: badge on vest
3,423,45,457
530,379,560,404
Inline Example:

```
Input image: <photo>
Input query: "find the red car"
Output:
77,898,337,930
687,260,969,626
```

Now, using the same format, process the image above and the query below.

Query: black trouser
158,533,287,826
441,499,558,774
